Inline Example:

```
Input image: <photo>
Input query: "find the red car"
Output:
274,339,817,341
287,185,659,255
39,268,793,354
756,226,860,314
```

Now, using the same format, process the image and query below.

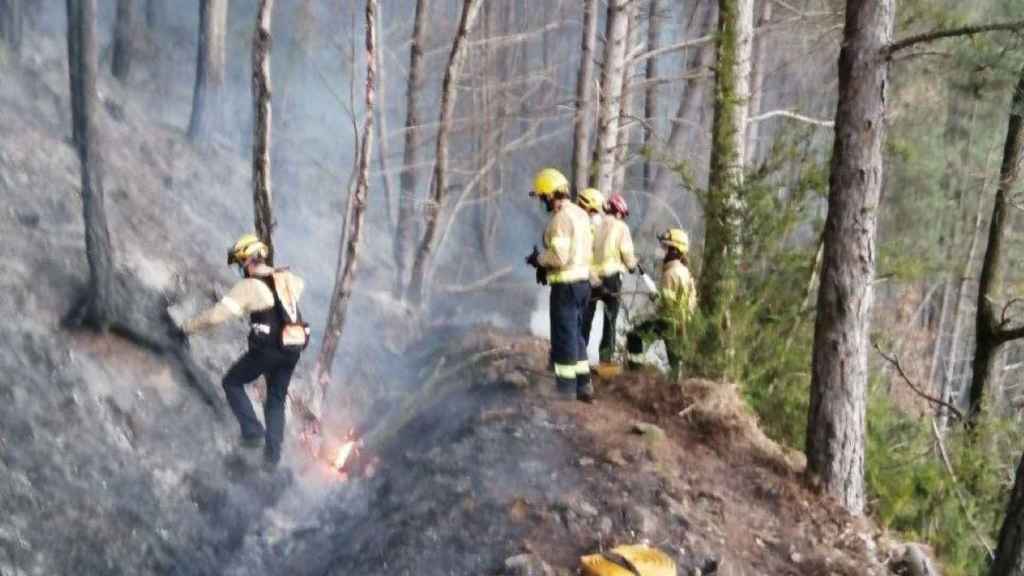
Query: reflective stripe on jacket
592,217,637,278
183,267,305,334
539,202,593,284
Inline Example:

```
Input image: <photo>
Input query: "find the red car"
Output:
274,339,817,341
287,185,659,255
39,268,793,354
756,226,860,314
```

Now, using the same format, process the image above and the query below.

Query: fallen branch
437,266,516,295
747,109,834,128
873,343,964,422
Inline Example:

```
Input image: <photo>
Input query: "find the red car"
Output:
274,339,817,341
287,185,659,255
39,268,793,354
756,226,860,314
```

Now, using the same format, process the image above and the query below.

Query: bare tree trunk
613,1,641,195
0,0,22,56
571,0,599,193
188,0,228,142
373,0,396,235
251,0,275,264
968,64,1024,428
805,0,893,515
990,449,1024,576
640,0,716,233
315,0,377,393
111,0,134,81
643,0,662,192
406,0,484,304
392,0,429,298
67,0,114,329
145,0,159,30
695,0,754,377
744,0,772,165
595,0,630,195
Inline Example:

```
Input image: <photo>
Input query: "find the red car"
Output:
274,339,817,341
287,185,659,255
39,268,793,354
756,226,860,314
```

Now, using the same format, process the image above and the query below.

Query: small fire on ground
333,439,358,472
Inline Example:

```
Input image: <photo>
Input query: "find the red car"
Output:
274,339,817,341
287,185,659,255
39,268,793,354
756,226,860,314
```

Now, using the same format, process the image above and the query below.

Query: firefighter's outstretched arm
182,280,264,334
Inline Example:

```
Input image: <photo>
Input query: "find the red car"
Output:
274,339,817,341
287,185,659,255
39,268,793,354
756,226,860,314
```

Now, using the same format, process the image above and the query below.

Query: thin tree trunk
406,0,484,304
571,0,599,193
640,0,716,233
595,0,630,195
612,2,641,195
695,0,754,376
188,0,228,142
251,0,275,264
111,0,134,81
67,0,114,329
315,0,377,393
643,0,662,192
0,0,22,56
990,449,1024,576
373,0,396,235
145,0,159,30
805,0,893,515
968,64,1024,428
744,0,772,165
392,0,429,298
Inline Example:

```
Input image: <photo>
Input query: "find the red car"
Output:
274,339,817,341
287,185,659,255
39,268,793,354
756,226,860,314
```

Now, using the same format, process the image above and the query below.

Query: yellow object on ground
595,362,623,379
581,544,676,576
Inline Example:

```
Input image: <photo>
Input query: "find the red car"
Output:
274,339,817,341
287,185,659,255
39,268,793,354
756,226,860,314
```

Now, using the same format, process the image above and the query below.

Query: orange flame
333,440,357,471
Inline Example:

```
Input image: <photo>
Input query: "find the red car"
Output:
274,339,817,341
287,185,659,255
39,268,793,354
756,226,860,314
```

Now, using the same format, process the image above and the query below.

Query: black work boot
576,375,595,403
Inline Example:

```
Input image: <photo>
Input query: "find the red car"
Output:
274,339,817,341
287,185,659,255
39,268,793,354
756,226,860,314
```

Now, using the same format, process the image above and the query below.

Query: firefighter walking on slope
526,168,596,402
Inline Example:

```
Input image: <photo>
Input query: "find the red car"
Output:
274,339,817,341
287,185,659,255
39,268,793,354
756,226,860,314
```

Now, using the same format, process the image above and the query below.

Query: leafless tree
571,0,599,193
0,0,22,56
407,0,484,304
252,0,275,263
316,0,378,394
392,0,429,297
111,0,135,81
594,0,630,195
643,0,663,192
188,0,229,142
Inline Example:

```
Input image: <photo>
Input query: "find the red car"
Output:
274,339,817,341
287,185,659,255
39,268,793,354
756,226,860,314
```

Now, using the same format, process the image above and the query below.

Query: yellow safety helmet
227,233,269,266
530,168,570,200
578,188,605,213
658,228,689,255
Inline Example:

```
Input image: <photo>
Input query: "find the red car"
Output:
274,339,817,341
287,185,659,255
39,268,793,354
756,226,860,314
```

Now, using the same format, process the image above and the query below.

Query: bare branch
437,266,516,295
747,109,835,128
888,20,1024,56
873,343,964,421
627,34,714,65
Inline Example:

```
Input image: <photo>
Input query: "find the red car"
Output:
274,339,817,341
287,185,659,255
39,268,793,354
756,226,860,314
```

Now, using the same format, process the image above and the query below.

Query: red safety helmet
606,193,629,217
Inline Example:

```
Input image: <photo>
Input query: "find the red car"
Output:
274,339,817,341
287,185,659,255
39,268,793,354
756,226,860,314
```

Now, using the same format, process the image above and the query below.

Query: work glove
525,245,541,269
535,266,548,286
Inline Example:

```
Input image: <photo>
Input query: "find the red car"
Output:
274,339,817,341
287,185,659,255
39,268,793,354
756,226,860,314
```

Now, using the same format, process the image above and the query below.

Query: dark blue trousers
222,346,300,464
549,281,591,393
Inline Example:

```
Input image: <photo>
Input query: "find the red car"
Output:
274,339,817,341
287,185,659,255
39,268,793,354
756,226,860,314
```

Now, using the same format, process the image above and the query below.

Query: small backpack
271,271,310,352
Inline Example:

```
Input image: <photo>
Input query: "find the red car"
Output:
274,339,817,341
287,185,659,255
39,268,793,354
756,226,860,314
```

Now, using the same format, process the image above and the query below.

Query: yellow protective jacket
659,259,696,321
592,217,637,278
538,201,593,284
183,266,305,334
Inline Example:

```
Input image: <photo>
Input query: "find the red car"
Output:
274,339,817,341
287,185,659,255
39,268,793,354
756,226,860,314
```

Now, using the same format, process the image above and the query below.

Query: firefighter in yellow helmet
626,228,697,377
577,187,605,231
177,234,309,468
525,168,596,402
583,193,638,368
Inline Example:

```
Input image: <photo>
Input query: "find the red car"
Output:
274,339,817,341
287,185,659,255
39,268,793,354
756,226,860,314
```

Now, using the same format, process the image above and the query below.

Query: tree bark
594,0,630,195
640,0,716,234
570,0,599,193
990,449,1024,576
67,0,114,329
111,0,134,81
315,0,377,393
967,64,1024,428
744,0,772,165
0,0,22,56
373,0,396,235
406,0,484,305
695,0,754,376
643,0,662,192
392,0,429,298
188,0,229,142
251,0,275,264
805,0,894,515
612,1,641,195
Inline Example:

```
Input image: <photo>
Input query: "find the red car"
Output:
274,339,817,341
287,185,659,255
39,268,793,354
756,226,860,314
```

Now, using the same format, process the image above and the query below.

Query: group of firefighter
526,167,697,403
174,166,696,466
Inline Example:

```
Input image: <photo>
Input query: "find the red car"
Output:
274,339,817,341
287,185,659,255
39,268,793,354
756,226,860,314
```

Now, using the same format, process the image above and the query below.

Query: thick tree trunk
188,0,228,142
805,0,893,515
392,0,429,298
695,0,754,376
744,0,772,165
640,0,716,233
67,0,114,329
612,2,641,195
991,450,1024,576
643,0,662,192
111,0,134,81
571,0,599,193
315,0,377,393
406,0,484,304
251,0,275,264
968,65,1024,428
594,0,630,195
0,0,22,56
